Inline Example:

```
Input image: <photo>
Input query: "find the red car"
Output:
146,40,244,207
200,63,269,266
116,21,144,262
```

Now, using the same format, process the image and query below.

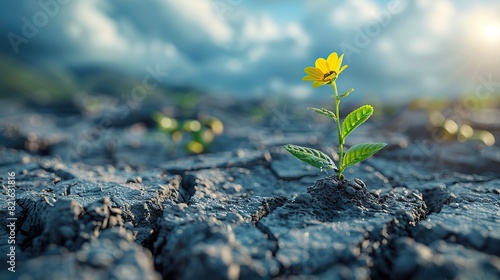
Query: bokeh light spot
188,120,201,132
459,124,474,139
187,141,204,153
480,131,495,146
443,119,458,134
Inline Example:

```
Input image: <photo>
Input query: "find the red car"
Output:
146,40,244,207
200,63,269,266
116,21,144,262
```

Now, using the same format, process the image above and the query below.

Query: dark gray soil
0,98,499,279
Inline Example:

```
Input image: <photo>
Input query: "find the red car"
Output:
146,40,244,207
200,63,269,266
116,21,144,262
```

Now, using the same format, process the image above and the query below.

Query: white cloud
331,0,380,27
247,45,268,62
5,0,498,102
285,22,310,48
425,0,455,35
166,0,233,44
241,14,280,44
408,37,436,54
66,0,128,55
268,78,311,99
289,84,312,99
164,43,178,58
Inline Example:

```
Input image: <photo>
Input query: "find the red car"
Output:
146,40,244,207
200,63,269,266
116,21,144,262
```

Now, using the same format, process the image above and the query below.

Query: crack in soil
366,200,430,278
250,196,288,276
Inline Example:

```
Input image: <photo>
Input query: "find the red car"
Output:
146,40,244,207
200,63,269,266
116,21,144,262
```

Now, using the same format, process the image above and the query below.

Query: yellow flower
302,52,348,88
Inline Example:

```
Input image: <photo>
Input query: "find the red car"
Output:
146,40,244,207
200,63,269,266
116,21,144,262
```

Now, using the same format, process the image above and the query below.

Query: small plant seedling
284,52,387,179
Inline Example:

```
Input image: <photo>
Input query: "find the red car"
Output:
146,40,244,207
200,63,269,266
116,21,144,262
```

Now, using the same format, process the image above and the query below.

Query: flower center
323,70,337,81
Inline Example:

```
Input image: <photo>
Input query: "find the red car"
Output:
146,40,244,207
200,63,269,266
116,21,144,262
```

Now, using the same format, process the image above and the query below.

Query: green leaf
307,107,337,121
340,88,354,98
342,142,387,170
341,105,373,139
283,144,336,170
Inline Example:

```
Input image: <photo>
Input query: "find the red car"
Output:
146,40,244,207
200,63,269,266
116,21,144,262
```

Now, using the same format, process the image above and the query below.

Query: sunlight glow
461,9,500,65
482,24,500,43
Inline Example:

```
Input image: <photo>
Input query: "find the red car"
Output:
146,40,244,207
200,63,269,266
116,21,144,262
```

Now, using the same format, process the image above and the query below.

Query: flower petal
338,65,348,75
312,81,324,88
315,58,329,73
304,67,324,79
335,54,345,73
302,75,318,81
327,52,339,71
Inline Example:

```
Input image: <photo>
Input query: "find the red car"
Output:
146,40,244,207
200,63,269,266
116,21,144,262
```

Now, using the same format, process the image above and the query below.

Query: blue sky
1,0,500,103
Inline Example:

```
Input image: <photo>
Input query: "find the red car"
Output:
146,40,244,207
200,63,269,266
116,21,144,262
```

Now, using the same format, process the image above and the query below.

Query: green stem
333,81,344,179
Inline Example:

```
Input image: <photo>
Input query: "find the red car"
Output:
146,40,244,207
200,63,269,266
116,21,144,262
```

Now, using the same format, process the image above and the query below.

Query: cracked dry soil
1,147,499,280
0,100,499,280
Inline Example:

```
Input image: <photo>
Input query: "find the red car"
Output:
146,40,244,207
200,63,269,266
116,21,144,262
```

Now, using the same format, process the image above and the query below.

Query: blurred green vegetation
0,54,169,104
152,111,224,154
0,54,77,102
